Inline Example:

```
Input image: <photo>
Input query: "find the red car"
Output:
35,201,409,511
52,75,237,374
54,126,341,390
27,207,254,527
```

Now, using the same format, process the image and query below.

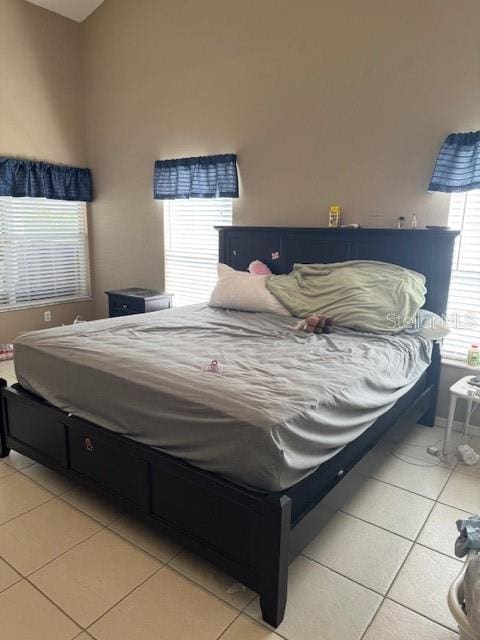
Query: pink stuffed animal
296,315,334,334
248,260,272,276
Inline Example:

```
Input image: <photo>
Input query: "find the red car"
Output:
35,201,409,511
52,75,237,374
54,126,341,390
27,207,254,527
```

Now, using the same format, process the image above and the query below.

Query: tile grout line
240,608,291,640
84,564,168,632
59,495,123,528
2,526,175,634
165,562,256,612
411,540,463,565
410,461,459,550
437,497,476,512
0,466,17,480
358,517,433,638
2,456,36,471
373,461,459,636
382,464,454,602
301,539,462,634
18,465,75,496
16,574,86,632
84,562,248,635
326,502,464,563
412,459,466,564
357,594,385,640
11,466,185,567
0,565,22,595
164,563,257,612
56,531,259,633
105,523,181,566
0,493,57,527
214,611,244,640
24,527,110,580
0,461,79,528
20,523,190,628
335,508,424,544
354,468,451,501
335,442,464,542
298,554,391,598
359,593,461,640
384,595,460,635
1,479,94,524
359,441,461,639
0,525,111,631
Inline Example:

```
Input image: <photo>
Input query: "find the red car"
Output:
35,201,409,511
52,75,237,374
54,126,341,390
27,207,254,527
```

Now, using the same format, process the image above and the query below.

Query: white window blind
443,190,480,361
164,198,232,306
0,197,90,310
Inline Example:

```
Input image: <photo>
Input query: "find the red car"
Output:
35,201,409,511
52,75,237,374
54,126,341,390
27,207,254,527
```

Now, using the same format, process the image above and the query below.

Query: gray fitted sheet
14,305,432,491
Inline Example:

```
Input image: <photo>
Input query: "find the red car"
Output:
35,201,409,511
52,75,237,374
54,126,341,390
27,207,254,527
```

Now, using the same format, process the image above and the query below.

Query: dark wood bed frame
0,227,458,627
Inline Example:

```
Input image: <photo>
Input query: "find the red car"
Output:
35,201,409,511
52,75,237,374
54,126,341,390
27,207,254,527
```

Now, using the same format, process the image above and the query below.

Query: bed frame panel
0,227,458,627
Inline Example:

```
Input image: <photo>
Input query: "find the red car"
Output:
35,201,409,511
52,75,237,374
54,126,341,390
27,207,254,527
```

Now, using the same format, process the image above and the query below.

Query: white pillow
403,309,450,339
209,264,291,316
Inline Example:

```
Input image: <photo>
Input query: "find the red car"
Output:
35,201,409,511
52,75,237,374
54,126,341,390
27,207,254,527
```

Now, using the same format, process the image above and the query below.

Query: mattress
14,305,432,491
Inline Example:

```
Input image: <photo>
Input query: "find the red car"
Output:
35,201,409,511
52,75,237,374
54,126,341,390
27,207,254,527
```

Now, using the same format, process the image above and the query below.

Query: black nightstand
106,288,173,318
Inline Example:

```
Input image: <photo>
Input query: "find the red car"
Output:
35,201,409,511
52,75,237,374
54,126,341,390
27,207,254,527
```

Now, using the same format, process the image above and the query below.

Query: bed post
258,494,291,628
0,379,10,458
419,343,441,427
419,230,459,428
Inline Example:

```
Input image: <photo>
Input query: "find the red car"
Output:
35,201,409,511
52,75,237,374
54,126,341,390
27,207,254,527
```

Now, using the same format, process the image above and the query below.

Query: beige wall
0,0,95,342
82,0,480,318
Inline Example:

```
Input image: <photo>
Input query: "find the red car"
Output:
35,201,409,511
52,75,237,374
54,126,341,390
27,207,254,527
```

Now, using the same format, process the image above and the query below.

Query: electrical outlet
44,310,52,322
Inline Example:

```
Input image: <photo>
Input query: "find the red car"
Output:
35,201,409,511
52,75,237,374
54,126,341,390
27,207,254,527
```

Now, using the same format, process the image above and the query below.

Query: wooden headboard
217,227,459,318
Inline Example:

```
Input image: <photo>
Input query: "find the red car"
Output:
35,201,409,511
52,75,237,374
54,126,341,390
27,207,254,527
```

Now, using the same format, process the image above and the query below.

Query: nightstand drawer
106,288,173,318
144,296,172,313
109,294,144,316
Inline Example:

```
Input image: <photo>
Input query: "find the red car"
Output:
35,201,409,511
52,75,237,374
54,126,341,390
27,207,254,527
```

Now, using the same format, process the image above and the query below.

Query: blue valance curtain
0,157,93,202
429,132,480,193
153,153,238,199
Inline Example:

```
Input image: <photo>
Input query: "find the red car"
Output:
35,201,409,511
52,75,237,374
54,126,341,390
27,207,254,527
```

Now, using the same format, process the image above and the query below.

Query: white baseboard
435,416,480,438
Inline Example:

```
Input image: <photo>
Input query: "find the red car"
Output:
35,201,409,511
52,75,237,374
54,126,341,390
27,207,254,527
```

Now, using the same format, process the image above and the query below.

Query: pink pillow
248,260,272,276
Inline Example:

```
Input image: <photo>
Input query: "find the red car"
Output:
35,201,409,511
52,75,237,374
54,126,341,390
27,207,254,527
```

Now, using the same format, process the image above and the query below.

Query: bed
14,306,433,492
0,226,459,627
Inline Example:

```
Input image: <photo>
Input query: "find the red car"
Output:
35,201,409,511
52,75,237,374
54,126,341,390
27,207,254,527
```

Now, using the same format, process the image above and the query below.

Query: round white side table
443,375,480,455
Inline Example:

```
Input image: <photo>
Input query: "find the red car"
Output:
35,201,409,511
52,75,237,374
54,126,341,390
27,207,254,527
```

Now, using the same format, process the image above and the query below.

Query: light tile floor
0,361,477,639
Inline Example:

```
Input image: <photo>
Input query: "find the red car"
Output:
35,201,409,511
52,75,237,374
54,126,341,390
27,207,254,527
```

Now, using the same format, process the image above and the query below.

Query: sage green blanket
266,260,426,333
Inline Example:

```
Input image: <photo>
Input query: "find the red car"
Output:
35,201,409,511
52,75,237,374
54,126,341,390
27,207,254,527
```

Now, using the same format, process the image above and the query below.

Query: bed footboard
0,381,291,626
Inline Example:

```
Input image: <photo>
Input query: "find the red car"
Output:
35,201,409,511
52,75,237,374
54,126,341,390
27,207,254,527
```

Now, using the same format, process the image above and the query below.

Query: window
443,190,480,361
164,198,232,306
0,197,90,310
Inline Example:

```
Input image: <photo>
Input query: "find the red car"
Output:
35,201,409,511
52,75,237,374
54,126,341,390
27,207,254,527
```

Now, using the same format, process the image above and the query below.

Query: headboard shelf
216,226,454,234
216,226,459,318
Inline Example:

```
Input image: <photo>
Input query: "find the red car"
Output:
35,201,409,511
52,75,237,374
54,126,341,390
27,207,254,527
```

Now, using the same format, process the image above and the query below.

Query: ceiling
26,0,105,22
